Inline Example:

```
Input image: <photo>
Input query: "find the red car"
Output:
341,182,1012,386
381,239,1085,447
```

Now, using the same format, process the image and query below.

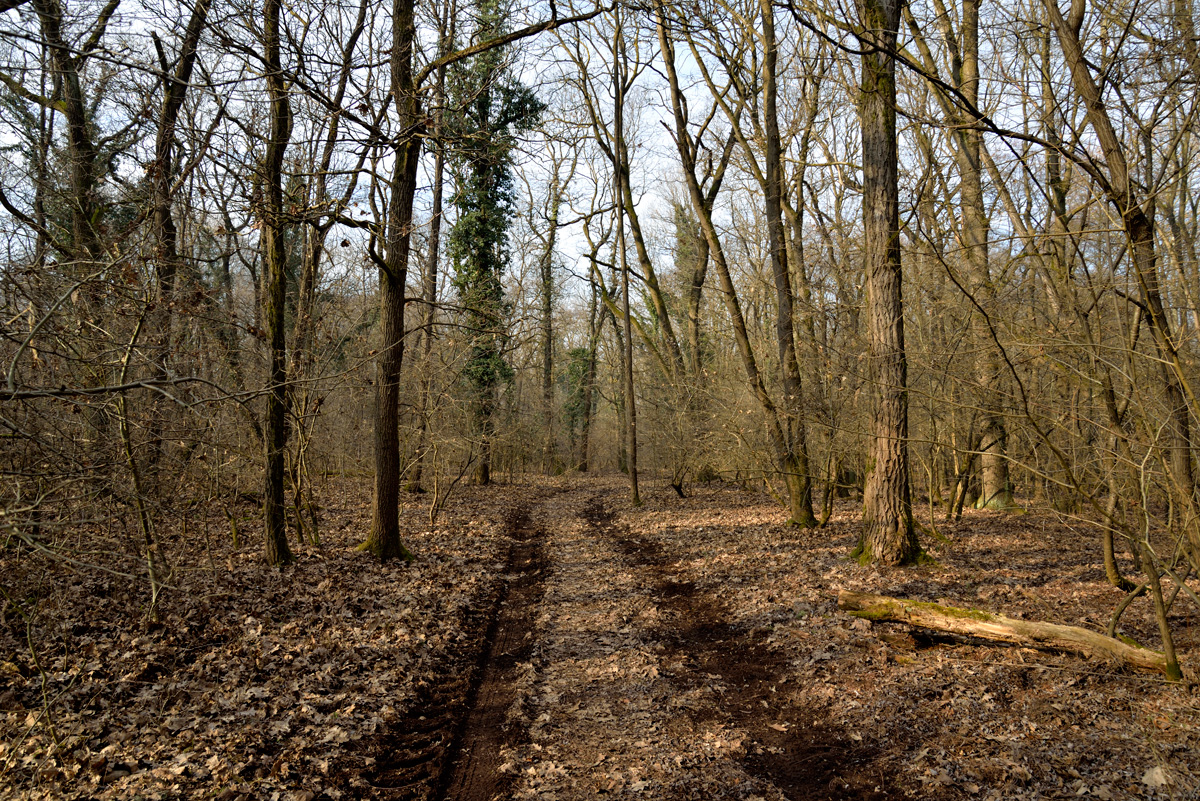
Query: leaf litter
2,474,1198,799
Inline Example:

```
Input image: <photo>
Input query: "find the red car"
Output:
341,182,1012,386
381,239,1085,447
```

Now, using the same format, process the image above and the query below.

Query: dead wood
837,590,1171,676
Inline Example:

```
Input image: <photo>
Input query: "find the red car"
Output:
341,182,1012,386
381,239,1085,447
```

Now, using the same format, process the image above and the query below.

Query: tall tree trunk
33,41,51,273
782,65,828,456
33,0,113,454
408,146,443,493
367,0,420,561
408,6,452,493
955,0,1011,510
286,0,369,541
657,4,794,515
261,0,293,566
145,0,212,482
856,0,919,565
540,174,563,473
613,16,640,505
149,0,212,350
761,0,816,527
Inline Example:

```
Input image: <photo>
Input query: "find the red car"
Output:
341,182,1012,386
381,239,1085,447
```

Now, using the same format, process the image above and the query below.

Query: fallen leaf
1142,766,1170,787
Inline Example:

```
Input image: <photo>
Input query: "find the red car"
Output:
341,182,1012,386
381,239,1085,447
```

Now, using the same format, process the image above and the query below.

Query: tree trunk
33,0,103,265
856,0,918,565
474,390,493,486
657,4,796,515
146,0,212,480
367,0,419,561
408,12,450,494
958,0,1012,510
612,17,639,505
540,173,564,473
761,0,816,527
261,0,292,566
408,144,443,494
1046,0,1198,556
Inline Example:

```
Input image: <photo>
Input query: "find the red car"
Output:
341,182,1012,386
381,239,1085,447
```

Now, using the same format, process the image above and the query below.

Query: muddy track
586,494,896,801
338,506,546,801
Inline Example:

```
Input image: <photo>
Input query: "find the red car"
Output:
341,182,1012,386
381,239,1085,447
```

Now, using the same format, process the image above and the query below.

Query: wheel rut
341,504,547,800
585,494,897,801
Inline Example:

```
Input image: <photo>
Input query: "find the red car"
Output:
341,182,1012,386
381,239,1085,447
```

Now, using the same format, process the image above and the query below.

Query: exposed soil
334,506,547,800
590,495,898,800
3,474,1200,800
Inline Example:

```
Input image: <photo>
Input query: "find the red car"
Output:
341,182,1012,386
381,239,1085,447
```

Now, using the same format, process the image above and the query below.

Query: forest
2,0,1200,796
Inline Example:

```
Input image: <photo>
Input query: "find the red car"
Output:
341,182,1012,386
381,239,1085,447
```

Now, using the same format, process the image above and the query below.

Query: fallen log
837,590,1170,676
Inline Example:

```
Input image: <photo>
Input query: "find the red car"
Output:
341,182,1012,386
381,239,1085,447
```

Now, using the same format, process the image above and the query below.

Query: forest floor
2,474,1200,800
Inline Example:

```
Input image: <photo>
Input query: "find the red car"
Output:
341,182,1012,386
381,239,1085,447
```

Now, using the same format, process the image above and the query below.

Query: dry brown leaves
3,474,1199,800
1,478,510,800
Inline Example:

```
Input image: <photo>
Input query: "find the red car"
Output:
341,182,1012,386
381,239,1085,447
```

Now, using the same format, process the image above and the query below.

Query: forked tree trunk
146,0,212,481
1045,0,1198,558
761,0,816,527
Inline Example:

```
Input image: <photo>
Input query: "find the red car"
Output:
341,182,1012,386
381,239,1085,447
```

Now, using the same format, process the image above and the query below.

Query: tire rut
342,505,546,801
585,494,897,801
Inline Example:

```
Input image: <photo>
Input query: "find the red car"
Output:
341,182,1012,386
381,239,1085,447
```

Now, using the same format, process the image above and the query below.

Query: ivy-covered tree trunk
447,0,542,486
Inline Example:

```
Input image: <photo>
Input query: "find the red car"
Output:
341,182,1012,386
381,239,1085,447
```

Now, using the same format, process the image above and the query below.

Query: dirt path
591,497,895,800
329,477,1198,801
6,475,1197,800
343,505,548,800
345,482,866,800
436,507,545,801
484,488,893,801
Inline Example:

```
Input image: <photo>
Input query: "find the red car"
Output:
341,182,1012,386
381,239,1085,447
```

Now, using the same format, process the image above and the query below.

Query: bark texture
838,590,1172,675
856,0,918,564
368,0,419,561
261,0,292,566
